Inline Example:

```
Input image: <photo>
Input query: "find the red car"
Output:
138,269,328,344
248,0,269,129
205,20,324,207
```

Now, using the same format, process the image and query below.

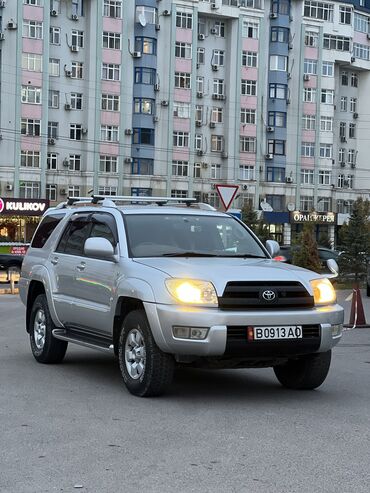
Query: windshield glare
124,214,266,258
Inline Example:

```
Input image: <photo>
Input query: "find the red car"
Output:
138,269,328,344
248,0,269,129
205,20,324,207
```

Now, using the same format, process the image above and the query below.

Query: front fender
116,277,156,303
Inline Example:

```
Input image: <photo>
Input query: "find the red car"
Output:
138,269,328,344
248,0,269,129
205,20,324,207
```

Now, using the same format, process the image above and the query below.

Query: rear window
31,215,64,249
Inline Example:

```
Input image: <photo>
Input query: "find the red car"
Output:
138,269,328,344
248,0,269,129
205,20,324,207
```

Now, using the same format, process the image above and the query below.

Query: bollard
348,285,368,328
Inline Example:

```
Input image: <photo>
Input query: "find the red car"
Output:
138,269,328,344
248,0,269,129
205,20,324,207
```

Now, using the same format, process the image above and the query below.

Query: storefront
0,198,49,248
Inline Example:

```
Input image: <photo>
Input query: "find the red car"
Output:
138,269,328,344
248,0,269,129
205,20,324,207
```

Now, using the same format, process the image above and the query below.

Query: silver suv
20,196,344,397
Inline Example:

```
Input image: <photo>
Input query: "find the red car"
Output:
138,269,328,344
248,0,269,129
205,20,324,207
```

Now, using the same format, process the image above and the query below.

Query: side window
56,215,91,256
31,214,64,248
89,213,118,247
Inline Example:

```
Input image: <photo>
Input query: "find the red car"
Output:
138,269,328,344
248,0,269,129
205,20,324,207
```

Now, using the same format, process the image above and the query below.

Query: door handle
51,257,58,265
76,262,86,272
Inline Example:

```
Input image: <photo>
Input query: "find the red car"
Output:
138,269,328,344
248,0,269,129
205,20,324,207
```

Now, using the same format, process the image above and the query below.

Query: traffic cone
349,286,368,328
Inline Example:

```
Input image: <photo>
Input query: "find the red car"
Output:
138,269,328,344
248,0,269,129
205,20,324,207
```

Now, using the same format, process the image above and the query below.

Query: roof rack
91,195,197,207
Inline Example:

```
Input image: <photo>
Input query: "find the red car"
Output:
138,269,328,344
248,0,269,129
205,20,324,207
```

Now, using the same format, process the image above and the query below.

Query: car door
72,212,120,335
50,213,91,325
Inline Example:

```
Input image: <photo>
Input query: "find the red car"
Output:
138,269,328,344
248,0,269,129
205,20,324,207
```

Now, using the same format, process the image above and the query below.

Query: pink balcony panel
240,125,257,137
21,136,41,152
241,67,258,80
304,47,318,59
101,111,120,126
302,130,315,141
102,17,123,32
101,81,121,94
174,89,191,103
22,71,42,87
176,28,193,43
173,118,190,132
23,39,43,54
240,96,257,109
21,104,42,119
302,102,316,113
23,6,44,21
304,76,317,88
172,149,190,161
242,39,258,51
353,32,368,44
301,157,315,168
175,59,192,72
100,143,119,156
239,155,256,166
102,48,122,65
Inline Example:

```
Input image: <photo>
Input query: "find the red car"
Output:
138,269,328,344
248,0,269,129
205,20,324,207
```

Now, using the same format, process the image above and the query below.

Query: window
350,98,357,113
340,96,347,111
320,116,333,131
351,73,358,88
271,27,289,43
323,34,350,51
98,186,117,196
301,169,314,184
241,80,257,96
23,20,43,39
265,195,285,212
214,21,225,37
303,88,316,103
176,10,193,29
354,13,368,33
175,72,191,89
20,151,40,168
56,215,91,256
48,90,59,109
133,98,154,114
103,0,122,18
348,149,356,165
321,89,334,104
171,190,188,199
68,186,81,198
317,197,331,212
48,121,58,139
213,79,225,96
193,163,201,179
21,118,41,136
340,122,346,139
266,167,285,182
270,55,287,72
197,48,205,65
211,107,223,123
300,195,314,211
267,140,285,155
132,128,154,146
304,59,317,75
211,135,224,152
341,71,348,86
302,114,316,130
172,160,189,177
100,125,119,142
241,109,256,125
72,30,84,48
135,37,157,55
32,213,62,250
349,123,356,139
353,43,369,60
304,31,318,47
322,61,334,77
196,76,204,94
70,124,82,141
134,67,156,85
22,53,42,72
49,58,60,77
212,50,224,66
102,63,120,81
69,154,81,171
239,0,263,7
195,105,203,122
270,83,287,99
339,148,345,164
240,137,256,153
194,134,203,151
20,181,40,199
70,92,83,110
47,153,58,170
301,142,315,157
319,170,331,185
24,0,41,5
319,143,332,158
175,42,192,59
210,164,221,180
242,51,258,68
174,102,191,118
173,132,189,147
21,86,41,104
71,61,83,79
304,1,333,21
268,112,286,127
102,31,121,50
242,21,259,39
271,0,289,14
50,26,61,45
339,5,352,25
135,6,157,24
131,159,154,175
99,155,117,173
239,165,255,181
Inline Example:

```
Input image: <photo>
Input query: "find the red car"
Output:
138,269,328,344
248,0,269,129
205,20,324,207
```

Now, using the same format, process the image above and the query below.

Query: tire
118,309,174,397
367,282,370,297
273,350,331,390
29,294,68,364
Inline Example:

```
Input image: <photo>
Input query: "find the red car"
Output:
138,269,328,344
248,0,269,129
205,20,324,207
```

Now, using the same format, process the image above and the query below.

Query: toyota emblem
262,290,276,301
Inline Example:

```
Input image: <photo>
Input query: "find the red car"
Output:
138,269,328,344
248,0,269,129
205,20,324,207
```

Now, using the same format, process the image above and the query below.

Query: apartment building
0,0,369,244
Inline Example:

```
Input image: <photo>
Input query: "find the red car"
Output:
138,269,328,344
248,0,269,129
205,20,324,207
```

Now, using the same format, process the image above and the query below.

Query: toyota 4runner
19,196,344,397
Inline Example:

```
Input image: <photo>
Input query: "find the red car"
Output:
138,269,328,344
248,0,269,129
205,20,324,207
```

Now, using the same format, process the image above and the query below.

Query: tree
338,198,370,282
291,223,321,273
241,202,271,243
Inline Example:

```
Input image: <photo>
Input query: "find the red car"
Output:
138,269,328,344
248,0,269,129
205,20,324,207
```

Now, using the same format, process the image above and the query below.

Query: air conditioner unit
211,3,218,10
242,184,248,191
351,56,356,63
270,12,278,19
60,189,67,196
124,128,132,135
267,126,274,132
353,112,358,119
153,116,159,123
219,95,226,100
196,91,203,98
340,161,346,168
197,150,204,156
265,153,273,160
0,33,4,41
155,24,161,31
195,120,202,127
340,136,346,142
81,128,88,135
212,64,219,71
198,34,205,41
6,184,13,191
50,9,58,17
209,122,216,128
201,162,208,169
210,27,217,35
162,9,171,16
161,100,169,106
124,157,133,164
351,162,356,168
221,152,228,159
70,45,79,53
286,176,293,183
132,51,142,58
344,200,350,206
48,138,55,145
154,83,160,92
65,70,72,77
303,74,310,81
64,103,71,110
62,158,70,167
7,21,16,30
286,98,291,105
71,14,78,21
288,43,293,50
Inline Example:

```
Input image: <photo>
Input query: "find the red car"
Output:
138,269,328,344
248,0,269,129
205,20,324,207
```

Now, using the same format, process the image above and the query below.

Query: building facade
0,0,369,244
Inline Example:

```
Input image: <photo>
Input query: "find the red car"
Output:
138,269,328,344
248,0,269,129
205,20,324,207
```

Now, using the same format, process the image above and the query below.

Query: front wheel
274,350,331,390
118,310,174,397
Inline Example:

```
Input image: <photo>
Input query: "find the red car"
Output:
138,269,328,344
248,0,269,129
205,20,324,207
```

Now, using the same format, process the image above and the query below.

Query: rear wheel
29,294,68,364
118,310,174,397
274,350,331,390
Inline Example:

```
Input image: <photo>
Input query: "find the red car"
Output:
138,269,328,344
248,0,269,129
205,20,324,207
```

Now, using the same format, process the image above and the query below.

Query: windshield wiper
161,251,219,257
218,254,266,258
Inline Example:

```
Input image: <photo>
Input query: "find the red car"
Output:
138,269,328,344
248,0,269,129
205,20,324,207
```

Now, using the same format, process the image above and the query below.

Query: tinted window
89,213,117,247
56,215,91,256
31,215,64,248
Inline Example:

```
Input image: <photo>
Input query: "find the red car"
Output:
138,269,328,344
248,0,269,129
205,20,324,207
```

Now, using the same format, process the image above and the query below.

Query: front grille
219,281,314,310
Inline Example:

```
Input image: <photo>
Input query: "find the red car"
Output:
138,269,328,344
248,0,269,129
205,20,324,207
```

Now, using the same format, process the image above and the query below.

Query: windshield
124,214,267,258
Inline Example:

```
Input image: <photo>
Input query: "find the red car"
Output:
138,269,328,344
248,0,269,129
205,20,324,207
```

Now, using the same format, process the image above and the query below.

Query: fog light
331,324,343,336
172,326,209,340
173,326,190,339
190,328,209,340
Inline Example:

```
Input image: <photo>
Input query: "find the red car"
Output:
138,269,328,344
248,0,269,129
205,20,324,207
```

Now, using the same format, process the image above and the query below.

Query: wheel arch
113,297,145,354
26,281,46,333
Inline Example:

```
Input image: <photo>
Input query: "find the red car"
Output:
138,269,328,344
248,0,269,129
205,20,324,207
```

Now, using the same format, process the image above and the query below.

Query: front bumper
144,302,344,357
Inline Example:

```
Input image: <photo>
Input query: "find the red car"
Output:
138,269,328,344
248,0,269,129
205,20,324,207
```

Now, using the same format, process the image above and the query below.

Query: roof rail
91,195,197,206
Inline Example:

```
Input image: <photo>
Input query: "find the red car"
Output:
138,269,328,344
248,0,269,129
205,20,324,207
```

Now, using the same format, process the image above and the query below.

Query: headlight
165,279,218,306
310,278,336,305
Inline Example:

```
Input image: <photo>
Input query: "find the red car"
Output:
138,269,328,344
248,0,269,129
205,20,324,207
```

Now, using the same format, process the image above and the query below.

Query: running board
52,329,114,353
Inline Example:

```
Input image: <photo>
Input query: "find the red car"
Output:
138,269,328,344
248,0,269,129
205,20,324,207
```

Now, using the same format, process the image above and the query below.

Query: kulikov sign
0,198,49,216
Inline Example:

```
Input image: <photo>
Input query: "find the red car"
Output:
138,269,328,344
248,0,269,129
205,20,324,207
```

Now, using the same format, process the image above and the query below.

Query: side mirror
327,258,339,278
84,237,117,261
266,240,280,258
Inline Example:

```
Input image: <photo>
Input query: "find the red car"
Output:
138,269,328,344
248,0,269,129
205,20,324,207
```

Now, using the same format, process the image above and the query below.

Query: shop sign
0,198,49,216
290,211,336,224
10,245,29,255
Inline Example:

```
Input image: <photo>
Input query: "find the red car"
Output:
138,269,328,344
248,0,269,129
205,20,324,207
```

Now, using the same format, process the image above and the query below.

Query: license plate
253,326,302,340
